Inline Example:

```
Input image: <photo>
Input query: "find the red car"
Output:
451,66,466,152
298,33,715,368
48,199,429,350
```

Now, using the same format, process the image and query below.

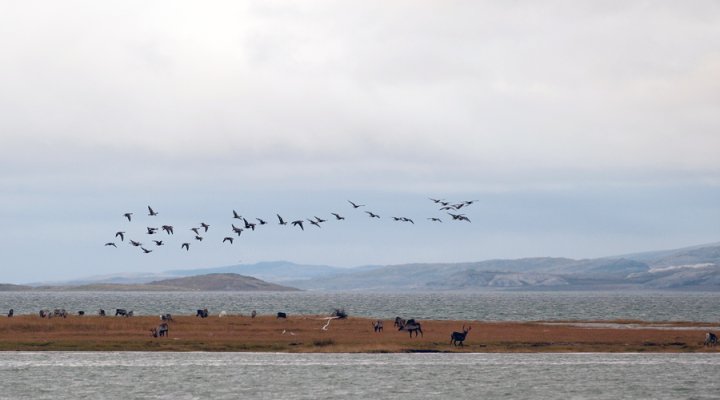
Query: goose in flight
348,200,364,208
256,218,267,225
161,225,174,235
146,227,158,235
291,220,304,230
190,227,200,235
429,198,444,204
153,240,164,246
104,242,117,247
365,211,380,218
308,219,322,228
448,213,471,222
233,210,242,219
331,213,345,220
194,235,203,241
130,240,142,247
277,214,287,225
242,218,256,231
401,217,414,224
115,231,125,241
123,213,133,222
428,217,442,222
141,247,152,254
148,206,158,216
232,224,244,236
314,216,326,224
223,237,234,244
200,222,210,232
392,217,403,221
181,243,190,251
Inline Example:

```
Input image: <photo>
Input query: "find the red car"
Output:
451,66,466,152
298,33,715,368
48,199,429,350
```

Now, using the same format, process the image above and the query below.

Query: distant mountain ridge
9,242,720,291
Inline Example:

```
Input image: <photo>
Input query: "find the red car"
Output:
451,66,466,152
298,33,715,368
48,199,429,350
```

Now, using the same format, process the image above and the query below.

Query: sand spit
0,315,718,352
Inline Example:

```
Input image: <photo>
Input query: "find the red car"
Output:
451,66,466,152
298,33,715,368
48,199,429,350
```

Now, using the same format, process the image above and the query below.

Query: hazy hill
0,283,32,291
148,273,300,291
165,261,345,283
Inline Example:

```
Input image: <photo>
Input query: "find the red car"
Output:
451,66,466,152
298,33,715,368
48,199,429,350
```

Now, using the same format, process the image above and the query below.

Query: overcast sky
0,1,718,283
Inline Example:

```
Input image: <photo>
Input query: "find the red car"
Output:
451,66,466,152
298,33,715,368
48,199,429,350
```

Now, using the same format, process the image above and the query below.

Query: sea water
1,352,718,399
1,291,719,321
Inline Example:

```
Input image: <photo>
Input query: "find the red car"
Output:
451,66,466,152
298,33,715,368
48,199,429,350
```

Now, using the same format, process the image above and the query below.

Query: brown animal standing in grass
705,332,718,347
450,325,471,346
373,320,383,332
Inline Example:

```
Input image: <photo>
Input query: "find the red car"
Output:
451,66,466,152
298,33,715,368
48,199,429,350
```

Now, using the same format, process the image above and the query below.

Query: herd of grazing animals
103,198,476,253
4,307,719,348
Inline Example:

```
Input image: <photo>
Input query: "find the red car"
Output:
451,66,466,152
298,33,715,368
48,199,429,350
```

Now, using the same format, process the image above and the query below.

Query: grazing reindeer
398,319,423,338
98,309,106,317
276,312,287,319
78,311,85,316
39,309,49,318
705,332,718,347
251,310,257,318
53,309,67,318
372,320,384,333
394,317,406,328
7,309,13,318
450,325,472,347
115,309,128,317
196,308,209,318
161,313,174,322
150,323,170,338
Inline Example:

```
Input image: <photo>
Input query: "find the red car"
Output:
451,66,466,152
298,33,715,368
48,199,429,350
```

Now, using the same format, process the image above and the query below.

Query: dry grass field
0,314,717,352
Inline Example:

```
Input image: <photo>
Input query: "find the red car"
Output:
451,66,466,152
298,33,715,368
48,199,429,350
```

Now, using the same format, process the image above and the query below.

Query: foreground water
1,291,719,321
2,352,718,399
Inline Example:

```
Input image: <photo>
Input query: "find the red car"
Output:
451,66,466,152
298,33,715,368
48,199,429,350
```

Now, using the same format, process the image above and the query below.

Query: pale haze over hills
0,2,718,283
17,242,720,292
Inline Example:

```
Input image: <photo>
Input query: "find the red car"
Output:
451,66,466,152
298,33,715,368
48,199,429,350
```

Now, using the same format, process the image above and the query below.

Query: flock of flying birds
104,198,476,254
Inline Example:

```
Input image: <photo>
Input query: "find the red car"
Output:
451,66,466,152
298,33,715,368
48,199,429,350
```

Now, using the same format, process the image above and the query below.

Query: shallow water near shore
2,352,719,399
2,291,719,321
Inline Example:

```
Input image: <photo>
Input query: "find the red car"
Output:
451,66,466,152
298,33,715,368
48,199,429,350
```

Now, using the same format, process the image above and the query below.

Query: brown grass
0,315,717,352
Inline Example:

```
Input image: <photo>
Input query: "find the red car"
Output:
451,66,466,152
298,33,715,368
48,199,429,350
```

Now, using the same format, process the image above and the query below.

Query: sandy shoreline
1,315,718,352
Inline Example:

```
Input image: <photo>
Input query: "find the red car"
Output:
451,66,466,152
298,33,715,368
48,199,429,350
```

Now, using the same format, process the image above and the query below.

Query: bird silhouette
104,242,117,247
146,227,158,235
161,225,174,235
402,217,414,224
365,211,380,218
130,240,142,247
194,235,203,241
243,218,256,231
428,217,442,222
223,237,234,244
233,210,242,219
153,240,164,246
314,216,327,223
277,214,287,225
148,206,158,216
348,200,365,208
141,247,152,254
181,243,190,251
463,200,478,206
439,205,457,211
308,219,322,228
291,220,304,230
200,222,210,232
448,212,471,222
190,227,200,235
115,231,125,241
392,217,403,221
429,198,444,204
232,224,244,236
257,218,267,225
331,213,345,220
123,213,133,222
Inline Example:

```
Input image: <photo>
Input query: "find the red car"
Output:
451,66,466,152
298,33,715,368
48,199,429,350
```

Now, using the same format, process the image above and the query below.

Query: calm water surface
2,352,719,399
1,291,719,321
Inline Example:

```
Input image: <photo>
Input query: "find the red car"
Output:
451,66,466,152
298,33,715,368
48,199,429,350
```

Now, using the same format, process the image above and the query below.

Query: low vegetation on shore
0,314,717,353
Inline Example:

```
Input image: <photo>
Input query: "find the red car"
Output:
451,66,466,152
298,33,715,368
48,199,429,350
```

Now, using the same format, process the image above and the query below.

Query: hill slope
148,273,300,291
